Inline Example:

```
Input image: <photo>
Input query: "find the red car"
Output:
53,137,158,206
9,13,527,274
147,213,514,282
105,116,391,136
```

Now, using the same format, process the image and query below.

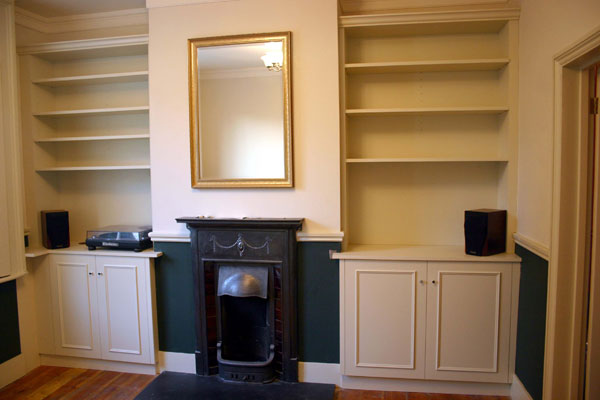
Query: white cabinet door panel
425,262,512,383
343,260,426,379
96,256,150,363
50,255,101,358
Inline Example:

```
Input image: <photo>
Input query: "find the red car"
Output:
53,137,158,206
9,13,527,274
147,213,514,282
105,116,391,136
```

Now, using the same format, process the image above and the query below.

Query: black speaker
464,209,506,256
41,210,70,249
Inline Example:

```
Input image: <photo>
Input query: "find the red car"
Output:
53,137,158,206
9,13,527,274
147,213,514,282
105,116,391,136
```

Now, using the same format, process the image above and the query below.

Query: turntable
86,225,152,252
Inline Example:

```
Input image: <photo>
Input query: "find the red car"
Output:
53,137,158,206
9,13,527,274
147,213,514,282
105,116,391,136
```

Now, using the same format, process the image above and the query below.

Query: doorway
582,63,600,400
547,28,600,400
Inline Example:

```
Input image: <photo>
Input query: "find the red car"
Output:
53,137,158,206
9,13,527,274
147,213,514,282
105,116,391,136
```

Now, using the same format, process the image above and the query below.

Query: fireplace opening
216,265,275,382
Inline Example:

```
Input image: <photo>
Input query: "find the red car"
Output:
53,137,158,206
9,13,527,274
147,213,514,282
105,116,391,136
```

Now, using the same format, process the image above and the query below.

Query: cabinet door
95,256,151,364
425,262,512,383
342,260,427,379
50,254,101,358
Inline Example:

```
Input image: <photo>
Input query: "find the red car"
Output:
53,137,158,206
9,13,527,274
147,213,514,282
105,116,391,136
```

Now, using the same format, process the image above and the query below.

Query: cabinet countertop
25,244,163,259
332,244,521,263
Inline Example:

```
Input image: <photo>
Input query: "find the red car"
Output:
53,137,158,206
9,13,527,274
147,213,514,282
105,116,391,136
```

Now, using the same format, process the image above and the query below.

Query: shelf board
33,106,149,118
332,244,521,263
26,245,162,259
17,35,148,61
346,106,509,116
346,157,508,163
36,165,150,172
345,59,509,74
33,71,149,87
341,19,508,35
35,134,150,143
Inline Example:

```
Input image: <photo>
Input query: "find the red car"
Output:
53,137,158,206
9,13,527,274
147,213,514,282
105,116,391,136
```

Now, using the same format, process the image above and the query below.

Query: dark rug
135,372,335,400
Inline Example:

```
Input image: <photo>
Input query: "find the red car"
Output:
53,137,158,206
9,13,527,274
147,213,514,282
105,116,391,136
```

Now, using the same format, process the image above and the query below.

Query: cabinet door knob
97,272,103,276
88,272,94,276
431,280,437,284
419,280,425,284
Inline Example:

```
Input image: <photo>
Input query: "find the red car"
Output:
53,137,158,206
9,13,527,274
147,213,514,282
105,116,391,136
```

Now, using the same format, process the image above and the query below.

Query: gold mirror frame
188,32,293,188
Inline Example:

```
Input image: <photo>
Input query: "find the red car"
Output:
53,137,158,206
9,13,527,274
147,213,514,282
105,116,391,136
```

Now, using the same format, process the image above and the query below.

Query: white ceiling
14,0,146,17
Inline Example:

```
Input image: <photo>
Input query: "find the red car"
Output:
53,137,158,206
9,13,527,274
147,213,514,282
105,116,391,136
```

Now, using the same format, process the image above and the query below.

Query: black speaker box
464,209,506,256
41,210,70,249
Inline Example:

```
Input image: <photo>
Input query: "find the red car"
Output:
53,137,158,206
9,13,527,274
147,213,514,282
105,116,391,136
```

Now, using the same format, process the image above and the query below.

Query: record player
86,225,152,252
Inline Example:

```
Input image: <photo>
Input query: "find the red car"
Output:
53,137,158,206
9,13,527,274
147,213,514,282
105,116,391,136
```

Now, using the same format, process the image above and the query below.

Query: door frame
547,25,600,400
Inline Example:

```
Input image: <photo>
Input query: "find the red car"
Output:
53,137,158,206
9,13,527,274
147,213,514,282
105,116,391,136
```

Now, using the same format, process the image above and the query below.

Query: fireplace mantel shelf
176,217,304,230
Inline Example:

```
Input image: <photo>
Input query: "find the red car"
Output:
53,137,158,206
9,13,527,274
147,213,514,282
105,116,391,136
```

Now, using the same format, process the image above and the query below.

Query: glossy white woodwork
425,262,512,382
342,260,426,379
340,15,519,250
45,253,157,364
340,259,519,384
0,135,10,277
50,254,101,358
18,35,152,245
96,256,151,363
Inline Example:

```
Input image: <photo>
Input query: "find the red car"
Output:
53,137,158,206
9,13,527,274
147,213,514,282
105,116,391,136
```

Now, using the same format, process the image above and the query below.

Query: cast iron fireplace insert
177,217,303,383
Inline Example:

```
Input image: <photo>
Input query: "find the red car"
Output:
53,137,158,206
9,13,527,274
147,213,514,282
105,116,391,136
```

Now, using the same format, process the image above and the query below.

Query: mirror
188,32,293,188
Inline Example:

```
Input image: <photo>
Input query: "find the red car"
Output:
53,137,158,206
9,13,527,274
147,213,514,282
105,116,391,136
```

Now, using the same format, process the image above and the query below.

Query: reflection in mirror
188,33,292,188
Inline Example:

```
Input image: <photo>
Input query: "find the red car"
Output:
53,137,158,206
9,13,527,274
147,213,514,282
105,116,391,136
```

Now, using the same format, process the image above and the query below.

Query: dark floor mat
135,372,335,400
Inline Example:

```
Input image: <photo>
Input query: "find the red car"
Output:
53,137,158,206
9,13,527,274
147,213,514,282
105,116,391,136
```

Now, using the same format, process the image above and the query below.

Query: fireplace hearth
177,218,303,383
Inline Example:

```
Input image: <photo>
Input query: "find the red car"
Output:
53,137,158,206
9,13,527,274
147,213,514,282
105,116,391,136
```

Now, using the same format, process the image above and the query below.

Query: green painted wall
515,244,548,400
0,280,21,364
153,242,196,353
297,242,341,363
153,241,341,363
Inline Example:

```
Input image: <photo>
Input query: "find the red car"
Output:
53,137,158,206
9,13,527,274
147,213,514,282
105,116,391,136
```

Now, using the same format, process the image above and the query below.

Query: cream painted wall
517,0,600,247
148,0,340,235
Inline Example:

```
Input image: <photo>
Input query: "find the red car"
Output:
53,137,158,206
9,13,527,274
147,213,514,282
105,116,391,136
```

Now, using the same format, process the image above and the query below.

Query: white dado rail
149,231,344,243
512,232,549,260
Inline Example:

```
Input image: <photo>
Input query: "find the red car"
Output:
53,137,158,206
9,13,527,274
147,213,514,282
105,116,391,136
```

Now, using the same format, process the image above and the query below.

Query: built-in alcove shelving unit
18,35,152,243
340,13,518,254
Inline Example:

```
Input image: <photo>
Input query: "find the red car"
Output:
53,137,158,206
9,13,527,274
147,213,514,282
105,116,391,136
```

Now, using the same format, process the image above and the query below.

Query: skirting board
510,374,534,400
341,376,510,396
40,354,157,375
0,354,27,389
82,351,524,398
158,351,196,374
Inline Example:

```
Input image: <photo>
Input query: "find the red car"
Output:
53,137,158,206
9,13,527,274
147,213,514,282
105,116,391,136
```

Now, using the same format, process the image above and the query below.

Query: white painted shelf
332,244,521,262
345,59,510,74
33,71,149,87
346,157,508,163
33,106,149,118
34,134,150,143
17,35,148,61
35,165,151,172
25,244,162,259
346,106,509,116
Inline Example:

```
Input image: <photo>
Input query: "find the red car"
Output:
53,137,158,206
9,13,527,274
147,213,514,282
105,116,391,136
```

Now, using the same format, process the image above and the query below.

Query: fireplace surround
177,217,303,383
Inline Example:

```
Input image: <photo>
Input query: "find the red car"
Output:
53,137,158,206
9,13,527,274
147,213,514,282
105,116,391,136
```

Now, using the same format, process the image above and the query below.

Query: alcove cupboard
18,35,158,371
34,251,160,365
336,8,521,388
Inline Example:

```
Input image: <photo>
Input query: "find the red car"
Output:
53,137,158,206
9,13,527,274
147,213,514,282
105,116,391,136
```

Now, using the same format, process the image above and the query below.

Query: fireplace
177,218,303,383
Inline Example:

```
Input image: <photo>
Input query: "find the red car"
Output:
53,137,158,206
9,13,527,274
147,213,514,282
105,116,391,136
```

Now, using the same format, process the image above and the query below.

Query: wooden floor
0,367,510,400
